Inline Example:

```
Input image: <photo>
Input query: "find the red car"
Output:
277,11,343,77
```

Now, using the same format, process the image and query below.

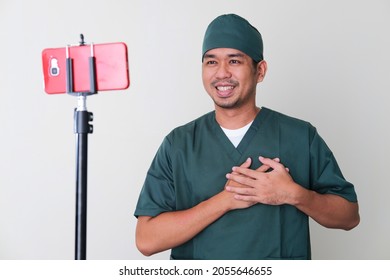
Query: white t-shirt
220,121,253,148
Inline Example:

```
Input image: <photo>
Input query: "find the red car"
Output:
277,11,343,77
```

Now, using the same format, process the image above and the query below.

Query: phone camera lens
49,57,60,76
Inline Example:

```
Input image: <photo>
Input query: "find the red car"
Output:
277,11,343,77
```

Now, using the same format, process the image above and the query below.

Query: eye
230,59,240,64
205,60,217,65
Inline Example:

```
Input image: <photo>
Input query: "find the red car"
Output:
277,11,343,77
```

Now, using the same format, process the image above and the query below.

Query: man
134,14,359,260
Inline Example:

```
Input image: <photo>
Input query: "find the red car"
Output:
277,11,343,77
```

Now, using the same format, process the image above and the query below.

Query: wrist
198,191,232,219
288,183,311,207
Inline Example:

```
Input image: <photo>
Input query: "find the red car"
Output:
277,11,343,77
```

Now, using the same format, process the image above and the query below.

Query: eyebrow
203,52,245,59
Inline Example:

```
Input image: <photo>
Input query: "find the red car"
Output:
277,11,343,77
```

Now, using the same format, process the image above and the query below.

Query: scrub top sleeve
134,136,176,218
309,127,358,202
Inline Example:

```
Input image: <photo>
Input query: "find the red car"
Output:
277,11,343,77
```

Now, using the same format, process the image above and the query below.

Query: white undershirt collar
220,121,253,148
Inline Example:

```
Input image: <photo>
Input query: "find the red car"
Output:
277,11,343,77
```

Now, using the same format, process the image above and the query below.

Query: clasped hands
225,156,297,206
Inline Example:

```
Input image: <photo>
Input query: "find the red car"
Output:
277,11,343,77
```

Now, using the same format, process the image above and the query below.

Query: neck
215,105,260,129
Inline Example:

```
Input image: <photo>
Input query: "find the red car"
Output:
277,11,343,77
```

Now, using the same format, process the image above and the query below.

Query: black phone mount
66,34,96,260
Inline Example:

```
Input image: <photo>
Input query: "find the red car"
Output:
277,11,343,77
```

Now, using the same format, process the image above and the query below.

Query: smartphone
42,42,130,94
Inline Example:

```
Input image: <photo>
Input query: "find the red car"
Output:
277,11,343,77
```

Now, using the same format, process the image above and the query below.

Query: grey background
0,0,389,259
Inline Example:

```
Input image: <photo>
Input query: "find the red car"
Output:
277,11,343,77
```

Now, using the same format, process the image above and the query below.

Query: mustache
211,79,239,87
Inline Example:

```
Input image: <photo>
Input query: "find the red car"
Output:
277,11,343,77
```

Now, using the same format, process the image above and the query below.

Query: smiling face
202,48,266,111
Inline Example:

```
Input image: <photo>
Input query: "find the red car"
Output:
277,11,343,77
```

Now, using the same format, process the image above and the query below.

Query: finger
225,186,254,196
226,171,257,186
230,165,261,180
240,157,252,168
226,158,252,187
233,194,257,202
229,157,284,179
256,157,280,172
232,158,252,175
224,178,245,188
259,156,285,171
256,164,270,172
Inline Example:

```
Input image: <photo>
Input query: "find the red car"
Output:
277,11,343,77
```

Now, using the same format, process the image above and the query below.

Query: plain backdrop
0,0,389,260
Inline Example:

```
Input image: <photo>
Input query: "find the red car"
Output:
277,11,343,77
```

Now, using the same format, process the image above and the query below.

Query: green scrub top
134,107,357,260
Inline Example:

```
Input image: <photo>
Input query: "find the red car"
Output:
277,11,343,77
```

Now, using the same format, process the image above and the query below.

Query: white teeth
217,86,234,91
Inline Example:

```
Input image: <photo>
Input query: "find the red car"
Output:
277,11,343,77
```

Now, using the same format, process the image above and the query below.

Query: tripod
67,34,95,260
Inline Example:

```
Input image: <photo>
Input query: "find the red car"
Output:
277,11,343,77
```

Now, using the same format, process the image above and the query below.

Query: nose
215,62,232,80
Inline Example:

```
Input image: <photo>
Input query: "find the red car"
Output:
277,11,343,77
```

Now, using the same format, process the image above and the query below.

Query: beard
211,96,241,109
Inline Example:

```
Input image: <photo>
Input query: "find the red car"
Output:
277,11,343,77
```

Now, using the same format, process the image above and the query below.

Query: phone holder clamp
66,34,97,98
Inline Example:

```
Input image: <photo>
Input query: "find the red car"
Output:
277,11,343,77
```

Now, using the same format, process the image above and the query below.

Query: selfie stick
66,34,96,260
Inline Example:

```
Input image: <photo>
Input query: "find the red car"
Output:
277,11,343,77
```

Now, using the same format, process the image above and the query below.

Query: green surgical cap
202,14,263,62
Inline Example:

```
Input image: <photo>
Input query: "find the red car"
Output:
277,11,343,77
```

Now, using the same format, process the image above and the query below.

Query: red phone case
42,42,130,94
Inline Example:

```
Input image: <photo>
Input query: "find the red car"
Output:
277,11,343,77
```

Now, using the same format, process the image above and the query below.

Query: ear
256,60,267,83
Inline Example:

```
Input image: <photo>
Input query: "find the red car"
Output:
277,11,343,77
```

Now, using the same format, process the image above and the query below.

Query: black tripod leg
74,107,93,260
75,132,88,260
